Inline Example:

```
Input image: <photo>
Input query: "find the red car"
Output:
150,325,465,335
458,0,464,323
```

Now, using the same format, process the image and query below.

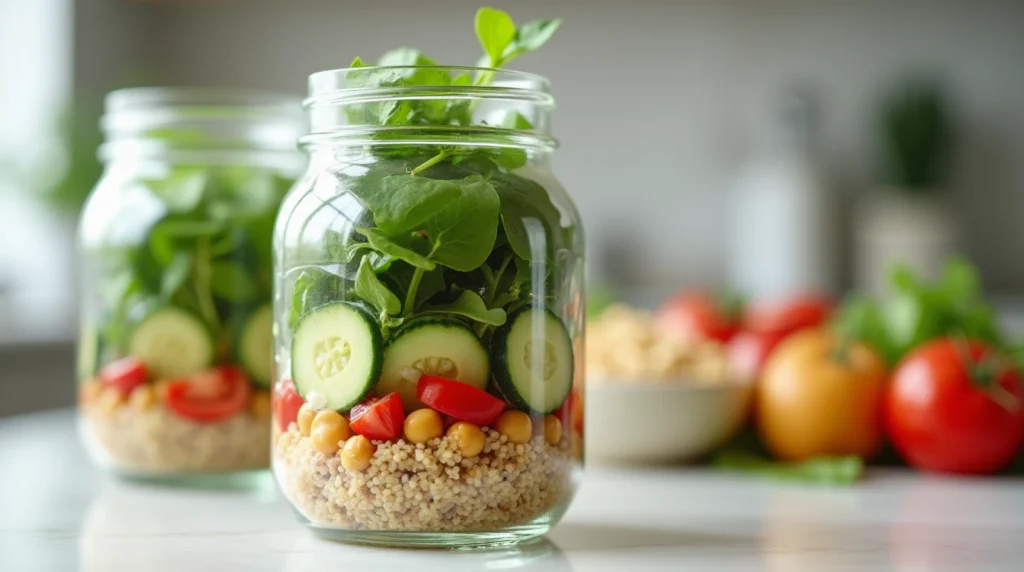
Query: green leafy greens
289,7,567,340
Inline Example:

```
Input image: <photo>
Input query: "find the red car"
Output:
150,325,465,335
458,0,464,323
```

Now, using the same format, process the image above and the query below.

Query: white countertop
1,410,1022,571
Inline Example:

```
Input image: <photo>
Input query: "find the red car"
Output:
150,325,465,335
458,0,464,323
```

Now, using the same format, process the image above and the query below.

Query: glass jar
77,88,304,478
271,66,585,547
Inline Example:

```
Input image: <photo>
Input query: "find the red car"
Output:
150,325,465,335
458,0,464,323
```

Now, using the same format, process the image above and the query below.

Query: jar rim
100,86,305,163
307,65,550,99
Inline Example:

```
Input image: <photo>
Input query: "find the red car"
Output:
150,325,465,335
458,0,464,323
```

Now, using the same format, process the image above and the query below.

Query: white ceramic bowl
584,379,754,465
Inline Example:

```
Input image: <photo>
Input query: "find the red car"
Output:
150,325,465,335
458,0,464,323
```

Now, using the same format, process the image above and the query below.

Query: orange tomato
757,328,888,461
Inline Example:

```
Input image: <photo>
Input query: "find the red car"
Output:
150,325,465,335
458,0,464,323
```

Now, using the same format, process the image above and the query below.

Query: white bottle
728,89,835,299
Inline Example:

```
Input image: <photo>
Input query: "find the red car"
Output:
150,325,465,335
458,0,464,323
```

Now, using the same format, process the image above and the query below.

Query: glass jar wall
77,88,304,477
271,66,585,546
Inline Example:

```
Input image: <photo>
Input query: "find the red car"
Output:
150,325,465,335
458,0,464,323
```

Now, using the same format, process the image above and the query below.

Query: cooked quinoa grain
273,425,577,531
81,399,270,474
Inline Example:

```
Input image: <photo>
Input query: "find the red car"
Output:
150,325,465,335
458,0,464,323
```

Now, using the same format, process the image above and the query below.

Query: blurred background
3,0,1024,416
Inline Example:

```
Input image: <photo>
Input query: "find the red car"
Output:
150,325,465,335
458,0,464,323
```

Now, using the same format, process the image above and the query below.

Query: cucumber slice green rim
237,304,274,387
492,307,574,414
291,301,383,412
128,306,215,379
377,317,491,412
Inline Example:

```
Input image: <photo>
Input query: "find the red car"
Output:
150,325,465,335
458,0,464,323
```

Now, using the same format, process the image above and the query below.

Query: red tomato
744,294,832,336
885,338,1024,475
98,357,149,395
165,366,251,423
273,379,305,432
350,392,405,441
727,330,788,381
555,386,584,436
657,291,741,343
416,375,506,426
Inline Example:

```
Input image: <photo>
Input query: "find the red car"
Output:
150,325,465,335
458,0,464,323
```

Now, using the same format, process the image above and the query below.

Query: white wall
126,0,1024,292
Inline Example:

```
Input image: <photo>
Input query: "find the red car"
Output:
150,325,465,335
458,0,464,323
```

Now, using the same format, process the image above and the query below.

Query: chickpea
248,391,271,419
341,435,374,471
310,410,350,454
129,385,157,411
543,415,562,446
403,409,443,444
97,386,125,415
79,380,103,404
297,404,317,436
495,410,532,444
446,422,485,457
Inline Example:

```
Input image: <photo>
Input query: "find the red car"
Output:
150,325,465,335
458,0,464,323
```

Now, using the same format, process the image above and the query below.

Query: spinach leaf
491,173,563,262
355,256,401,317
144,168,207,212
475,7,517,65
160,252,193,300
289,267,346,329
351,174,461,235
357,227,436,270
382,261,447,311
420,290,507,326
210,261,258,302
418,174,500,271
503,19,561,60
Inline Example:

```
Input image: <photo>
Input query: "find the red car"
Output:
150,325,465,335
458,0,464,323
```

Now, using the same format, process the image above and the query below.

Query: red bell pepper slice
416,375,506,427
349,392,404,441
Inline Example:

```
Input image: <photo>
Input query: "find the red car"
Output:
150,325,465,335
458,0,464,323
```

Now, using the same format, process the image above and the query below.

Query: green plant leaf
355,256,401,316
501,111,534,130
420,290,506,326
475,7,517,65
351,174,461,235
491,172,563,261
419,174,500,271
144,168,207,212
357,227,436,270
503,18,562,60
210,261,257,302
289,267,346,329
160,252,192,300
382,261,446,311
713,451,864,485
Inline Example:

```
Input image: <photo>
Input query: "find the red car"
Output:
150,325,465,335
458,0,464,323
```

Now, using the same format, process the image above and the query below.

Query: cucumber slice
236,304,274,387
128,307,214,379
492,307,574,414
291,301,382,412
377,318,491,411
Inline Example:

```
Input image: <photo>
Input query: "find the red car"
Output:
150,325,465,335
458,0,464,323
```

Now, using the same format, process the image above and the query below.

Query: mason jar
77,88,304,477
271,66,585,546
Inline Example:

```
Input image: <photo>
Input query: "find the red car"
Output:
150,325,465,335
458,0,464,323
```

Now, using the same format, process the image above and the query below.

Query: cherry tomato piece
349,392,405,441
98,357,149,395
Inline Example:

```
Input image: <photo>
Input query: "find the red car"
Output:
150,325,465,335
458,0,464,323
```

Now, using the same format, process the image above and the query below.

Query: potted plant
854,77,955,297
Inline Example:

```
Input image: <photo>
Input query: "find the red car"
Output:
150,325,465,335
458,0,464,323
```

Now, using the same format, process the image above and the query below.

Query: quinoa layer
273,426,577,532
81,405,270,475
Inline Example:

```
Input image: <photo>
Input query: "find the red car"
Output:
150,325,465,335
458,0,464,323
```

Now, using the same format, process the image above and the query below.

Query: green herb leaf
419,174,500,271
355,256,401,316
420,290,507,326
713,451,864,485
491,173,563,262
209,261,258,302
475,7,517,65
503,19,562,60
501,111,534,130
143,168,207,212
352,174,461,235
357,227,436,270
160,252,193,299
289,267,346,329
382,262,446,311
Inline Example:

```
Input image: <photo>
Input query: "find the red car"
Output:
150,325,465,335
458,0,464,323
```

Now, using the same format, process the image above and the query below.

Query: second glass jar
78,88,304,477
271,66,585,546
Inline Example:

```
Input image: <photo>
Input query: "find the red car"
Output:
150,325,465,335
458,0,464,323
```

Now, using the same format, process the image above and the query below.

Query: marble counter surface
1,410,1022,571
